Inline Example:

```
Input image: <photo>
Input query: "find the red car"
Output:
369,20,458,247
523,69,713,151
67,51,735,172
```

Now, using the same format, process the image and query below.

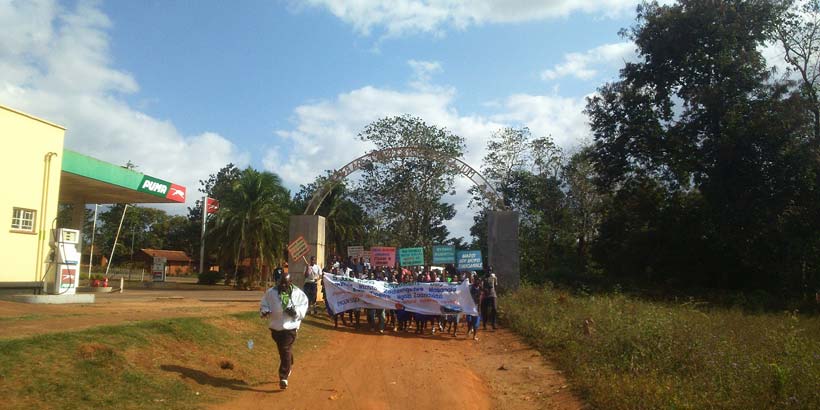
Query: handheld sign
399,247,424,266
456,250,483,270
371,247,396,267
347,245,364,258
432,245,455,264
287,236,311,261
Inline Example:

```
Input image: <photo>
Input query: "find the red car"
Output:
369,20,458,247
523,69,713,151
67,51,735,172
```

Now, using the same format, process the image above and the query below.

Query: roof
140,249,193,262
0,104,65,130
60,150,187,204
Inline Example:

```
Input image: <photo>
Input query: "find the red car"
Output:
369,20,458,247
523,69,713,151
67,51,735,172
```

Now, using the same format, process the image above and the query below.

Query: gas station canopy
59,150,187,204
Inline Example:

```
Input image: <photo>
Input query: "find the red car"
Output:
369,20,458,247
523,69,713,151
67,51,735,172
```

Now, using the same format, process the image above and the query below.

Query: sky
1,0,695,240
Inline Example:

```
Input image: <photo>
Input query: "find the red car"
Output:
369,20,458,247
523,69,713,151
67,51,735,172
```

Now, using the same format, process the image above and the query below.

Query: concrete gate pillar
487,210,520,291
288,215,326,298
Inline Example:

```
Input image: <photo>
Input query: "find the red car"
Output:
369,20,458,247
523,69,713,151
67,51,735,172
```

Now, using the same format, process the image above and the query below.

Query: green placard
432,245,455,264
398,247,424,266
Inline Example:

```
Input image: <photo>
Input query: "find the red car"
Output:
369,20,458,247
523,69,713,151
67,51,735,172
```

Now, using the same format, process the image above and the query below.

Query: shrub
197,271,224,285
501,284,820,410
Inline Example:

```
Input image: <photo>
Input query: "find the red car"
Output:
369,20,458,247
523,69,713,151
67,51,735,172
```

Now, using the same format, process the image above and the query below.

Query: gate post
288,215,326,298
487,210,520,290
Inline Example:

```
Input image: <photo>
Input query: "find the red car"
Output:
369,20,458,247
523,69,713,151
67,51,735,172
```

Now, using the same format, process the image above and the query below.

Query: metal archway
304,146,505,215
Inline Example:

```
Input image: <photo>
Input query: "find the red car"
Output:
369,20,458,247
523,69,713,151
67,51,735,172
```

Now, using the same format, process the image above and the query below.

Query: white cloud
0,0,248,210
541,41,636,81
408,59,443,91
300,0,643,36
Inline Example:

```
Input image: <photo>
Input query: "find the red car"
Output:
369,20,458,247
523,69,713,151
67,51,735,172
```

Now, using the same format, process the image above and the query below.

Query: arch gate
288,146,519,290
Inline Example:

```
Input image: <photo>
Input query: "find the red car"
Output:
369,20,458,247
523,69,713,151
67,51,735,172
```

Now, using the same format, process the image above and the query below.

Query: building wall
0,105,65,285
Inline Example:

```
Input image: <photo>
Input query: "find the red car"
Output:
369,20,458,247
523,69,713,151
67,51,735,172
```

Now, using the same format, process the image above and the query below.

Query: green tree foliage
95,205,194,266
775,0,820,143
209,168,290,287
586,0,819,293
470,128,589,283
353,115,464,251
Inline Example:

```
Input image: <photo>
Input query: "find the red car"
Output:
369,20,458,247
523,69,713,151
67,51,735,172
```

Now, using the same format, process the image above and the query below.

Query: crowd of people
261,254,499,391
303,255,499,340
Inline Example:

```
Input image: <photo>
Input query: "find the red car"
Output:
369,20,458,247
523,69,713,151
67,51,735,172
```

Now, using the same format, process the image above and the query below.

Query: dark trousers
481,297,497,328
303,282,317,305
270,329,297,380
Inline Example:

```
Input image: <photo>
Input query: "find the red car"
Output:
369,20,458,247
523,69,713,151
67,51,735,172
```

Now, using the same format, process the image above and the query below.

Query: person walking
466,275,482,340
303,256,321,315
481,267,498,330
260,272,309,390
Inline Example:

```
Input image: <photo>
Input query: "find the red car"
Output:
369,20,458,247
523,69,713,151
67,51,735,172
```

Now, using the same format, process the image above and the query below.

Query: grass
0,313,325,410
500,284,820,410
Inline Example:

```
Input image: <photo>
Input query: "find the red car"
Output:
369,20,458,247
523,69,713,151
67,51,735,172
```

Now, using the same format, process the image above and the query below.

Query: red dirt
0,289,584,409
211,315,584,410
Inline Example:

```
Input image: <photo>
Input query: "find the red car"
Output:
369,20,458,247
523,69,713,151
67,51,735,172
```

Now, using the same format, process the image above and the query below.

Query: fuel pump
49,228,81,295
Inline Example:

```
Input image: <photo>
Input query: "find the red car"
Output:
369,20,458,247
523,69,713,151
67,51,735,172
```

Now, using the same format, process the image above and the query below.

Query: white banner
322,274,478,316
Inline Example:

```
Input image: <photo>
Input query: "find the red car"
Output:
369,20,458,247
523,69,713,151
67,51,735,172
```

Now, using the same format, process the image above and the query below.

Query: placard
399,247,424,266
287,236,310,261
456,250,483,270
347,245,364,258
370,247,396,267
432,245,455,264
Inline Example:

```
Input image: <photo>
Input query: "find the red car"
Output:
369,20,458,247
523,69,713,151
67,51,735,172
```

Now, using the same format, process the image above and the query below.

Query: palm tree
209,168,290,287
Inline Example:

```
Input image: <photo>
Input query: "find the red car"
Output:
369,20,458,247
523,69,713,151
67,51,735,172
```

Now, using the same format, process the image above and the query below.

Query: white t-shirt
305,264,321,283
259,286,309,330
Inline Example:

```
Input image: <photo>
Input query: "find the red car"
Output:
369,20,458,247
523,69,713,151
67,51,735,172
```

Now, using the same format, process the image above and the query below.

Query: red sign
370,247,396,267
206,197,219,214
287,236,310,261
60,268,76,289
166,183,187,203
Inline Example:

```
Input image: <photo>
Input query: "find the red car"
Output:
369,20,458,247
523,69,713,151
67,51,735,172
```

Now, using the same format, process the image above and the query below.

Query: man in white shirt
260,271,309,389
303,256,322,315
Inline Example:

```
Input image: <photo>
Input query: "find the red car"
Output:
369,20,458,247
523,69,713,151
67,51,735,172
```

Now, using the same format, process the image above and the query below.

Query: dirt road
212,315,583,410
0,289,583,409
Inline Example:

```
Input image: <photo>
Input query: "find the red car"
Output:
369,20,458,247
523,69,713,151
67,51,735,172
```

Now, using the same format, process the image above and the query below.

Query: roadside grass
0,312,324,410
501,285,820,410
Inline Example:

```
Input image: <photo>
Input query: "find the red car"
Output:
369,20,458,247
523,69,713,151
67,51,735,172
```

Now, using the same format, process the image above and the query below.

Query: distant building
139,249,193,276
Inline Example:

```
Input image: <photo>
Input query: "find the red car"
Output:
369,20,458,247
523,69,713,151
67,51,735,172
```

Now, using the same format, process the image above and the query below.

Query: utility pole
199,196,207,274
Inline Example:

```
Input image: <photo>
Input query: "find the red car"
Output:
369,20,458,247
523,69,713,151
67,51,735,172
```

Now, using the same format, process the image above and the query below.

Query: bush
501,284,820,410
197,271,224,285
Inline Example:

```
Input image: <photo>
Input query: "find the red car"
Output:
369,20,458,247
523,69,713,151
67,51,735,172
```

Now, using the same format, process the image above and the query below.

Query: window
11,207,36,232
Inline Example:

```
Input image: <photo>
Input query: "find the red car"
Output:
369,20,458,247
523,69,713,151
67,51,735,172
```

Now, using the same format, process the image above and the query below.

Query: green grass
501,285,820,410
0,314,325,410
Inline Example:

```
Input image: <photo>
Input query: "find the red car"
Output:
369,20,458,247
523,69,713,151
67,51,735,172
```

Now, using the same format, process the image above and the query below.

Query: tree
563,147,604,273
353,115,464,252
209,167,290,287
470,128,574,283
585,0,817,292
775,0,820,143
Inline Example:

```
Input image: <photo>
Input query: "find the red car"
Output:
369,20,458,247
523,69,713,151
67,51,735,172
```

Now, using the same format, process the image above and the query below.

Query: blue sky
2,0,652,239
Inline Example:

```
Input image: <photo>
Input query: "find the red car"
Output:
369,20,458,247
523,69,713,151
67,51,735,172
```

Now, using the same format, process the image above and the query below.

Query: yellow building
0,104,187,298
0,105,65,292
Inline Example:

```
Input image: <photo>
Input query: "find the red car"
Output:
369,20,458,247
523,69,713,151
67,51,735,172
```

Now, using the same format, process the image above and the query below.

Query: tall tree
353,115,464,252
775,0,820,143
586,0,816,291
209,168,290,287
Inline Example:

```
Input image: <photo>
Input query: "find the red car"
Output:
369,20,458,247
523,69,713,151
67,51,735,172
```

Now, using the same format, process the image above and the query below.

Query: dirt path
0,291,584,409
212,315,583,410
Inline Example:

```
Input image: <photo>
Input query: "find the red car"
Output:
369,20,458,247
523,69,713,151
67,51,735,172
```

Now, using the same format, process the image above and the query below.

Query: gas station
0,104,187,302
